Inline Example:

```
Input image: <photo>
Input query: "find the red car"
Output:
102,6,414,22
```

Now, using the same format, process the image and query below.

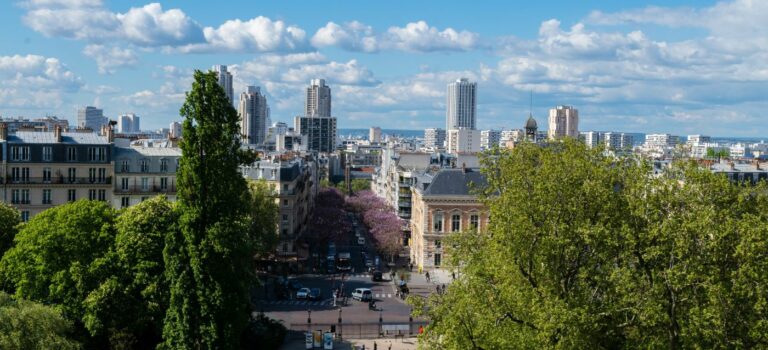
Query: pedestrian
418,325,424,334
425,271,430,283
409,263,413,271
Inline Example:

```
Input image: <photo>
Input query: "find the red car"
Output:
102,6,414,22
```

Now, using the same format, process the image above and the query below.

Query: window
43,168,51,183
89,189,97,200
141,177,149,191
435,240,442,249
88,147,106,162
68,189,76,202
160,177,168,190
121,178,129,191
22,168,29,183
140,159,149,173
42,189,52,204
434,253,441,267
120,160,130,172
470,214,479,230
21,211,30,222
283,184,289,191
68,168,76,183
11,168,29,183
11,190,20,204
433,211,443,232
283,199,289,207
282,214,288,222
42,146,52,161
98,168,106,183
67,147,77,162
452,214,461,232
98,189,106,201
89,168,96,183
121,197,130,208
10,146,30,161
160,159,168,172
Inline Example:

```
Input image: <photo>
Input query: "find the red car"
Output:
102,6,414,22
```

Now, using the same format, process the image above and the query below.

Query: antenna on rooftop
529,90,533,117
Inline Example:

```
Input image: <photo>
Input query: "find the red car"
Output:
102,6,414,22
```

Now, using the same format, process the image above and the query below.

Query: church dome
525,115,537,129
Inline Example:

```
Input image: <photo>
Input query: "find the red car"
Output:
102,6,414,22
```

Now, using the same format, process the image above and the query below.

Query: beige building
0,124,113,220
447,128,481,154
112,141,181,208
547,105,579,140
410,168,488,269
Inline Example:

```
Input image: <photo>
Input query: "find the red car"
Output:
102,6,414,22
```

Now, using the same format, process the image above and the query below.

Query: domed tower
525,114,537,142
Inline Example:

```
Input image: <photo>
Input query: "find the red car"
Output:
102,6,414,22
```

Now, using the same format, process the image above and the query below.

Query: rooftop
422,168,487,196
6,131,109,145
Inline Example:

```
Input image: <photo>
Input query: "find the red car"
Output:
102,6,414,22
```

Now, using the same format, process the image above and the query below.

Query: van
351,288,372,301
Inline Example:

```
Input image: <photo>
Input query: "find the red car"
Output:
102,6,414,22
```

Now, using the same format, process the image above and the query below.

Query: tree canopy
412,139,768,349
0,202,20,258
0,291,80,350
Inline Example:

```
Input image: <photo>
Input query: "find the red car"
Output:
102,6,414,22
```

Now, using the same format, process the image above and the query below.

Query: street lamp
379,309,383,337
307,309,312,328
338,308,343,340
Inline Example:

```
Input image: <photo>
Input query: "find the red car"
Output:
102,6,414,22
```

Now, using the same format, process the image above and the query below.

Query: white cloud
181,16,308,53
310,20,480,52
116,3,204,46
0,54,83,109
82,44,138,74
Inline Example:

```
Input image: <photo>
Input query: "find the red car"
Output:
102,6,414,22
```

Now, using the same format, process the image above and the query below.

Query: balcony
4,177,113,185
11,199,31,205
116,184,177,194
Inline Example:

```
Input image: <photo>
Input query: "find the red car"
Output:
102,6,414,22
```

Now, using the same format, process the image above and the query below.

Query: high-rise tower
547,105,579,139
446,78,477,130
305,78,331,117
238,86,269,145
212,65,234,105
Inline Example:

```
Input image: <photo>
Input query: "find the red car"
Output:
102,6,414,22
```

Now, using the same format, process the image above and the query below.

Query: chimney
106,124,114,143
54,125,62,142
0,123,7,141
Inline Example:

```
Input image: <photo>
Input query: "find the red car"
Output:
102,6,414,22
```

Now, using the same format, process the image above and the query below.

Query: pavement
279,335,418,350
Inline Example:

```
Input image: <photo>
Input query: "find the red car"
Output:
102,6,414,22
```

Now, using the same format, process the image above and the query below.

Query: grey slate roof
422,168,487,196
8,131,109,145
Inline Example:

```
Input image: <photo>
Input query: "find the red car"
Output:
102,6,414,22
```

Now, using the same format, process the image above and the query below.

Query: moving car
309,288,322,300
371,271,383,282
351,288,373,302
358,237,365,245
296,288,310,299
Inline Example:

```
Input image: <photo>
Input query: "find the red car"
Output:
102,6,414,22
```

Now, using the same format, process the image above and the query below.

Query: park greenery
410,139,768,349
0,70,283,349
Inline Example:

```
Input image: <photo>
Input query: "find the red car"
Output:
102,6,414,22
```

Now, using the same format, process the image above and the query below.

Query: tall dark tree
161,70,254,349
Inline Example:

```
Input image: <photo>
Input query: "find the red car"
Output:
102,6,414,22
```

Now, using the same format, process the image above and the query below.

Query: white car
358,237,365,245
296,288,310,299
351,288,372,301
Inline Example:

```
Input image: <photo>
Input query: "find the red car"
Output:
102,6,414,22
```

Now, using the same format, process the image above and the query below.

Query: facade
644,134,679,149
581,131,602,149
710,161,767,184
0,125,113,220
294,115,337,153
238,86,269,145
547,105,579,139
447,128,480,154
603,132,634,151
112,141,181,208
369,126,382,144
687,135,711,144
305,79,331,117
0,116,69,133
117,113,140,133
480,130,501,150
446,78,477,130
410,168,488,269
241,155,318,260
169,121,182,139
213,65,234,105
501,129,524,148
424,128,446,149
77,106,108,131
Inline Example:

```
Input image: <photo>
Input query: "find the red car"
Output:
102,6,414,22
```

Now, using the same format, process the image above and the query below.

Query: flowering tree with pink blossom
346,190,404,262
308,188,350,244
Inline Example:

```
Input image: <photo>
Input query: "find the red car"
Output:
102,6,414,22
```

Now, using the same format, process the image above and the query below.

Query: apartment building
112,141,181,208
410,168,488,269
0,124,113,220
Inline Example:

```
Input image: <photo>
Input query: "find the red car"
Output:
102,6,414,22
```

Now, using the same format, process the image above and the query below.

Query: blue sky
1,0,766,136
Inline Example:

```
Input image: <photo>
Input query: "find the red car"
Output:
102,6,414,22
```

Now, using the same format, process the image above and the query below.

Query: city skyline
0,0,766,136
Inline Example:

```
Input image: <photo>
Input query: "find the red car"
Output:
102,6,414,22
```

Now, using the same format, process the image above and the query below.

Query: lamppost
409,307,413,335
379,309,383,337
338,308,343,340
307,309,312,331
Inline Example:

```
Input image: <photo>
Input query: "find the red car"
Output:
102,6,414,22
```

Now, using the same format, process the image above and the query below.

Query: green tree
412,140,768,349
0,202,20,259
246,180,279,256
162,70,255,349
336,178,371,194
0,291,80,350
83,196,177,349
0,200,115,322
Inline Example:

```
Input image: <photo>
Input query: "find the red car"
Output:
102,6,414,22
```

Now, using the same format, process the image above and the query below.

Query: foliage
83,196,177,349
706,147,729,159
247,180,280,256
240,313,287,350
414,139,768,349
308,188,350,244
346,190,404,260
162,69,255,349
0,291,80,350
0,200,116,322
336,178,371,194
0,202,20,259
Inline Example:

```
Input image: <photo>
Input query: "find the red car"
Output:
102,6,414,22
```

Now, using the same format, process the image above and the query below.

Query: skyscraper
547,105,579,140
77,106,107,131
369,126,382,143
305,79,331,117
446,78,477,130
117,113,140,133
238,86,269,145
169,121,182,138
212,65,234,105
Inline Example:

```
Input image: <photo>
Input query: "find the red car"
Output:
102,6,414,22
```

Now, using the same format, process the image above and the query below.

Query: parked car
309,288,322,300
351,288,373,302
358,237,365,245
371,271,383,282
296,288,310,299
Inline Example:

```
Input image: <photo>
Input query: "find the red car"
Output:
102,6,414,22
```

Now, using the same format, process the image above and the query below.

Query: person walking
425,271,430,283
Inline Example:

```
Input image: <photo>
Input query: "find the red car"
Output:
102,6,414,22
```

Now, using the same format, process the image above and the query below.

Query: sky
0,0,766,137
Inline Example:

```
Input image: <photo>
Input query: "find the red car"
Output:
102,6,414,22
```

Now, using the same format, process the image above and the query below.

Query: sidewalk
280,336,418,350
